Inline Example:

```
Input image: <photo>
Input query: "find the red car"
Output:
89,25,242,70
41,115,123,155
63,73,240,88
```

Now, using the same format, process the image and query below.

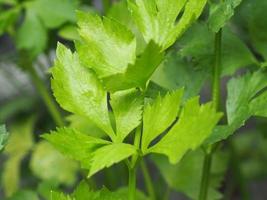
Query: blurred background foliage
0,0,267,199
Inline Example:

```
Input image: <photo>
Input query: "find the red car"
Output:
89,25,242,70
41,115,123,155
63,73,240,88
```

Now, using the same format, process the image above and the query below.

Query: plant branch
28,64,65,127
199,29,222,200
128,125,142,200
141,159,156,200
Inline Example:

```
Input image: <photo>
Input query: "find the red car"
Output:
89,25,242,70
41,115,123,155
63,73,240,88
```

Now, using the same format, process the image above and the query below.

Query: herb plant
1,0,267,199
42,0,225,199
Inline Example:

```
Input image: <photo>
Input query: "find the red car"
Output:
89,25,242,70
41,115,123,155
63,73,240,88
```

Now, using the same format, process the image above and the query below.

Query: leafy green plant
1,0,267,199
40,0,235,199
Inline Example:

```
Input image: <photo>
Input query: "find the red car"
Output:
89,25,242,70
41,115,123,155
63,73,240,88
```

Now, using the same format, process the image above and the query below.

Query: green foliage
207,70,267,144
16,8,47,58
7,190,39,200
0,124,9,152
51,44,115,139
151,51,209,99
208,0,242,32
76,11,136,78
152,149,229,200
149,97,222,163
128,0,207,50
142,90,183,151
178,23,257,76
102,41,164,91
30,141,78,185
50,181,148,200
43,128,137,177
2,117,35,197
31,0,77,28
110,89,143,142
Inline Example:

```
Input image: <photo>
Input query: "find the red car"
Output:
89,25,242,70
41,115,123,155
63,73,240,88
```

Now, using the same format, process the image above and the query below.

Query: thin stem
199,29,222,200
28,64,64,127
129,167,137,200
199,153,212,200
212,29,222,111
128,125,142,200
141,159,156,200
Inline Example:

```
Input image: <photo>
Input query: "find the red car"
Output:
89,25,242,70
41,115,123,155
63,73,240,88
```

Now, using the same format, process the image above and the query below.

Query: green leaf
7,190,39,200
179,23,257,76
110,89,144,142
76,11,136,78
0,124,9,152
206,70,267,144
67,115,106,138
148,97,222,164
2,117,35,197
142,90,183,152
102,41,164,92
107,0,146,54
128,0,207,50
152,149,229,200
32,0,77,28
208,0,242,32
51,43,115,139
88,143,137,177
227,71,267,124
30,141,78,185
0,7,20,35
16,8,47,58
50,181,147,200
151,51,209,99
42,127,110,169
233,0,267,60
58,25,80,41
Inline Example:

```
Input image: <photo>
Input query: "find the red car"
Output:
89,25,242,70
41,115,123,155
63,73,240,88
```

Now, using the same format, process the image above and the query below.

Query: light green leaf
149,97,222,164
0,124,9,152
107,0,146,54
102,41,164,92
152,149,229,200
58,25,80,41
2,117,35,197
32,0,77,28
110,89,144,142
208,0,242,32
142,90,183,152
67,115,106,138
42,127,110,169
76,11,136,78
128,0,207,50
30,141,78,185
88,143,137,177
16,8,47,58
51,183,130,200
51,43,115,139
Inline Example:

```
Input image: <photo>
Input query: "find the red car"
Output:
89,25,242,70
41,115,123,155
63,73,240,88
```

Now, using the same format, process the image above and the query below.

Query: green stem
129,167,137,200
141,160,156,200
28,64,64,127
199,29,222,200
212,29,222,111
128,125,142,200
199,153,212,200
